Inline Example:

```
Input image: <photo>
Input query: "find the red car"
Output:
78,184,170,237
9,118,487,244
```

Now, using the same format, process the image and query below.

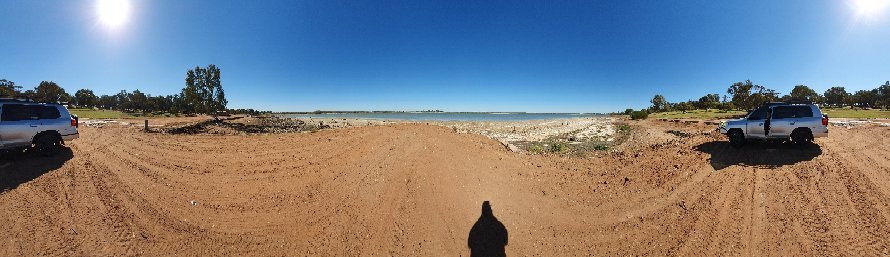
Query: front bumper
61,133,79,142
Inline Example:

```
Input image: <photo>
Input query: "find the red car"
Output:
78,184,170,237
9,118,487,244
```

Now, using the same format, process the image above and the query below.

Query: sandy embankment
2,116,890,256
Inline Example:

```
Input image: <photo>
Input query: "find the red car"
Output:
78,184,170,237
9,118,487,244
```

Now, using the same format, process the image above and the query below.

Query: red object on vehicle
822,115,828,126
71,116,78,127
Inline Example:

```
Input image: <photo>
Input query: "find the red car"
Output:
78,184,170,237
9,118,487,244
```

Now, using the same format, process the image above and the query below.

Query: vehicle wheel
34,134,62,156
791,129,812,148
728,130,745,148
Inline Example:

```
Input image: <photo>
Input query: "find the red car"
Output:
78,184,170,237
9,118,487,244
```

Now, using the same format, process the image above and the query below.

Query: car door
745,107,769,139
0,104,41,147
768,106,794,138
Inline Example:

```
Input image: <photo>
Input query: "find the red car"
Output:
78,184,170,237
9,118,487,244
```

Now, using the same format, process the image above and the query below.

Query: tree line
1,64,260,115
638,80,890,114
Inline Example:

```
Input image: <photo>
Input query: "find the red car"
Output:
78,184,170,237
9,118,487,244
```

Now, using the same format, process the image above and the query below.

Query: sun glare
849,0,890,19
96,0,131,29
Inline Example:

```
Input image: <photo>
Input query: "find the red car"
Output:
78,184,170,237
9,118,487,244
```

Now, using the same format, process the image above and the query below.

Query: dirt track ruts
1,120,889,256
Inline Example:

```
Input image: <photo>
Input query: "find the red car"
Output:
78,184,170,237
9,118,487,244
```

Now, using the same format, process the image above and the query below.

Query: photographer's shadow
468,201,508,257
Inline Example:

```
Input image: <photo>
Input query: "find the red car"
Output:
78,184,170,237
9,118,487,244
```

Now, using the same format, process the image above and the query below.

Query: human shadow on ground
468,201,508,257
0,147,73,192
694,141,822,170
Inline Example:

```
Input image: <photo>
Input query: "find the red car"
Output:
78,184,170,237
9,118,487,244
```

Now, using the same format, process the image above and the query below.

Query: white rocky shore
286,116,617,151
433,117,616,143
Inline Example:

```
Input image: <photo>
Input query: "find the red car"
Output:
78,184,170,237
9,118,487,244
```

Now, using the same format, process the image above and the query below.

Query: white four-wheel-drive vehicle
0,99,79,155
718,103,828,148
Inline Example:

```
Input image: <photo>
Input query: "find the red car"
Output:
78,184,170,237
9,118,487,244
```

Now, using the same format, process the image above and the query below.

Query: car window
38,106,61,119
773,106,813,119
0,104,57,121
747,107,768,120
793,106,814,118
1,104,32,121
772,106,793,119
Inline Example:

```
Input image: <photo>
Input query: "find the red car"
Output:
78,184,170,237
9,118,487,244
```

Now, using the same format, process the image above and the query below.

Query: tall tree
727,80,754,110
878,81,890,109
74,89,98,107
130,89,148,111
97,95,111,109
650,94,669,112
697,94,721,109
727,80,776,110
181,64,227,114
851,90,877,107
822,87,849,107
0,79,21,98
34,81,69,103
789,85,820,103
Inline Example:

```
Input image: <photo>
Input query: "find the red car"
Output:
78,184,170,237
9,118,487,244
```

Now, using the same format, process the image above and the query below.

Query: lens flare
96,0,131,29
849,0,890,20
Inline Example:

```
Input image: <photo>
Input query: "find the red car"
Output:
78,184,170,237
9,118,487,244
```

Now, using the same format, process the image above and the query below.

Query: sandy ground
1,118,890,256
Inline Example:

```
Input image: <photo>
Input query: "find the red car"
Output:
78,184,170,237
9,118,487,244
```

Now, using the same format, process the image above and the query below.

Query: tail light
822,115,828,126
71,116,78,127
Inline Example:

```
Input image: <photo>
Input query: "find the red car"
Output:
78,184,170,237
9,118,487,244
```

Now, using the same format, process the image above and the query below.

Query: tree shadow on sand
0,148,73,192
694,141,822,170
468,201,508,257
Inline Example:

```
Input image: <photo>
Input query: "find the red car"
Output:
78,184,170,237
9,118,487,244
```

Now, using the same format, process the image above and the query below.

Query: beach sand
2,117,890,256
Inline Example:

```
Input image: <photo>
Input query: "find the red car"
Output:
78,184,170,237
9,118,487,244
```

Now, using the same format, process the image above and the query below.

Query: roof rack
0,98,49,104
760,102,786,107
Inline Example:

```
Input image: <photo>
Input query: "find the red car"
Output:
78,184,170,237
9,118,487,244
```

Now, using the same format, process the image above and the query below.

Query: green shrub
594,145,609,151
630,110,649,120
549,143,569,153
528,144,544,154
618,124,631,132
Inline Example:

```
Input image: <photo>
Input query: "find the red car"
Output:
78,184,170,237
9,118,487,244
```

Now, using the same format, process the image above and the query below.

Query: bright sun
96,0,131,29
849,0,890,19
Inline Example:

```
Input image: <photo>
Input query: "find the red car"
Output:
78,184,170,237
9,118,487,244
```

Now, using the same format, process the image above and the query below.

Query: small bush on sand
618,124,631,133
594,145,609,151
549,143,569,153
528,144,544,154
631,110,648,120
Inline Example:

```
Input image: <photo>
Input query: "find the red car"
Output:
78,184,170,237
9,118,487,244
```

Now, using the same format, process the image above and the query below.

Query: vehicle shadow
468,201,508,257
0,148,74,192
693,141,822,170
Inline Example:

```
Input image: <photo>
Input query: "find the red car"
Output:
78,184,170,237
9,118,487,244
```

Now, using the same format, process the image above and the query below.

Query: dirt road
1,120,889,256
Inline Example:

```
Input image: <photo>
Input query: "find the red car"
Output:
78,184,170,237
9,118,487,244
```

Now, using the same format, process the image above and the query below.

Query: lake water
277,112,605,121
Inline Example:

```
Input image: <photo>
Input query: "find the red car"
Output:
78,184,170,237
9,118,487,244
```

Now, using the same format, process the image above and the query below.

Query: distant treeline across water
277,112,606,121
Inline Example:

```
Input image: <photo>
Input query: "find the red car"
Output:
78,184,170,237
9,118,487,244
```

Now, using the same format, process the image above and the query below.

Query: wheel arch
791,127,814,141
727,128,744,135
31,130,62,144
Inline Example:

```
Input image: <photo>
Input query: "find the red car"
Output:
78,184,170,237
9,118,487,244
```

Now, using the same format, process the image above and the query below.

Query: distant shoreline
274,111,606,115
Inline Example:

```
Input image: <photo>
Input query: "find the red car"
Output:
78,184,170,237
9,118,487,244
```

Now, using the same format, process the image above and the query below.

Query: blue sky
2,0,889,112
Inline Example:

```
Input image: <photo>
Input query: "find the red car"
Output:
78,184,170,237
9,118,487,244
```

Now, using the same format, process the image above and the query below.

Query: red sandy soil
1,120,889,256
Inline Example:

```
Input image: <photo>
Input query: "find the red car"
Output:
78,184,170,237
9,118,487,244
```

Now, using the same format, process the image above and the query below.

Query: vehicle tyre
728,130,745,148
34,134,62,156
791,129,812,148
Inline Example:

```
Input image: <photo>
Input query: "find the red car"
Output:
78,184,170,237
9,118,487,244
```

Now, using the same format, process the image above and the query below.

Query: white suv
0,99,79,155
718,103,828,148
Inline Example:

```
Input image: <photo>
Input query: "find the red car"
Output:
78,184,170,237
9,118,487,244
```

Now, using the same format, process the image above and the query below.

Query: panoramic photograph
2,0,890,256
